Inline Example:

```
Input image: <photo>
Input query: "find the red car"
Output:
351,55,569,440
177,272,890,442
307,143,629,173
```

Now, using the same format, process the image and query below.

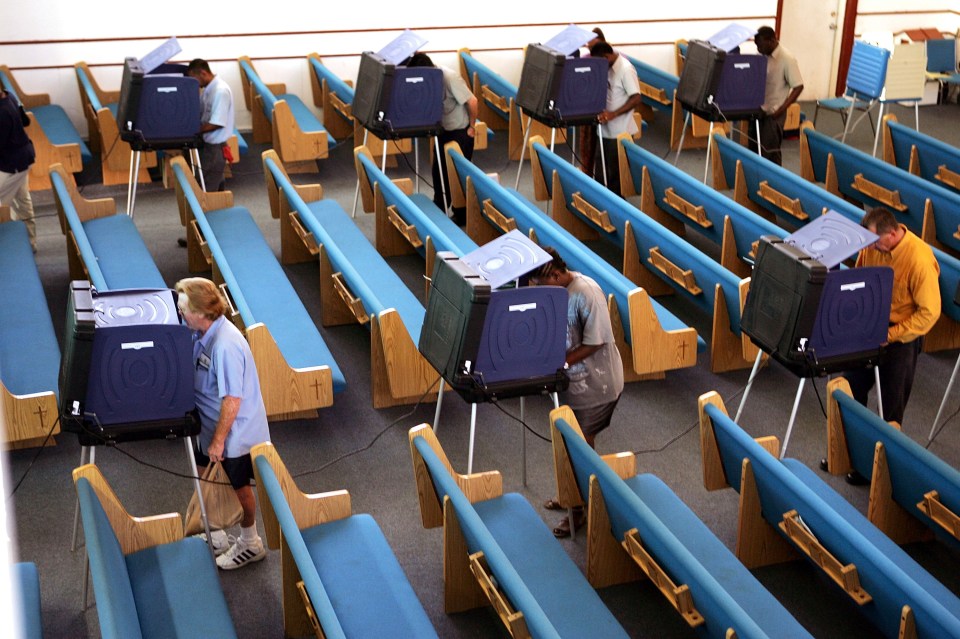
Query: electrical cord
632,378,756,456
926,403,960,449
293,375,442,479
6,414,61,499
488,397,552,443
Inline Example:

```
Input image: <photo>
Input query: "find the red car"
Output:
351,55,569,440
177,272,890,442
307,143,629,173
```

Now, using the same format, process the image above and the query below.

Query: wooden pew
550,407,813,638
699,391,960,638
172,156,343,420
825,377,960,548
261,151,437,409
525,135,756,373
882,113,960,196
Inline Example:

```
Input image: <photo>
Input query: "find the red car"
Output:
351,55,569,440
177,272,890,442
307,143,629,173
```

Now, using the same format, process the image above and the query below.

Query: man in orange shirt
845,207,940,425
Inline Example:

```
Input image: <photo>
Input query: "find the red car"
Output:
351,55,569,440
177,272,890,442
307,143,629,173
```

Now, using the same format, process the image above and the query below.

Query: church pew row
799,122,960,258
1,64,90,191
824,377,960,550
306,53,412,161
171,156,343,420
523,136,755,373
698,392,960,639
409,424,630,638
13,562,42,639
252,442,437,638
238,56,333,172
711,131,960,353
882,114,960,196
617,136,785,278
261,151,437,409
0,216,60,448
549,407,812,638
354,145,477,287
74,463,237,639
458,48,561,161
445,142,701,380
74,61,155,186
50,164,165,292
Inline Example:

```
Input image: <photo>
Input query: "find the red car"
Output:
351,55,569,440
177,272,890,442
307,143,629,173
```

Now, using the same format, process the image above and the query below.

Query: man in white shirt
753,26,803,166
186,59,234,192
589,41,641,197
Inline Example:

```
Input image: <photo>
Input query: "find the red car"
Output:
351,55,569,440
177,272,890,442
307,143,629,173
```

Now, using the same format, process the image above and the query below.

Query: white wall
1,0,956,136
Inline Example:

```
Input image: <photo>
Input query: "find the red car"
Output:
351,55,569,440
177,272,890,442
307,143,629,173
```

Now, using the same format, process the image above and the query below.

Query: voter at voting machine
406,52,478,226
750,26,803,166
589,40,641,197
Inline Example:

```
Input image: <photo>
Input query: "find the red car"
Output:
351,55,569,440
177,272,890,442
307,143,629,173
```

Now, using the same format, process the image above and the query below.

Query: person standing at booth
752,26,803,166
186,59,234,193
0,88,36,252
845,207,940,426
176,277,270,570
589,41,641,197
531,247,623,537
406,52,478,226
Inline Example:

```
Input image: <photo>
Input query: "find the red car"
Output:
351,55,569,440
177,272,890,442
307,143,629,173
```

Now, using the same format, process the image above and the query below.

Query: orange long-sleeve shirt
856,225,941,343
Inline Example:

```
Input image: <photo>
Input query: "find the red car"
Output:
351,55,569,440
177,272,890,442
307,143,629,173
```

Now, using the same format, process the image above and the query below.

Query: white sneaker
216,537,266,571
193,530,236,556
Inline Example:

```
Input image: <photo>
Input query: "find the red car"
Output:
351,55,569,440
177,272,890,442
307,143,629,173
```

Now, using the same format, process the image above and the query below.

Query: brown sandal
543,498,564,511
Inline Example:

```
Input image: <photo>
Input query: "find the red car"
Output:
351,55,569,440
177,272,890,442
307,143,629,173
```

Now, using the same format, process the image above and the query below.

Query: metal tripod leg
929,351,960,443
434,136,448,213
598,123,608,188
126,150,142,217
703,122,714,184
779,378,807,459
735,350,765,423
352,129,370,217
433,379,445,434
514,116,534,189
186,437,217,563
874,366,884,421
467,403,478,474
673,112,691,166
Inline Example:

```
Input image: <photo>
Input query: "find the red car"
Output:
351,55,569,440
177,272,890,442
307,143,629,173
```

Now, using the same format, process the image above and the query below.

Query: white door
778,0,848,99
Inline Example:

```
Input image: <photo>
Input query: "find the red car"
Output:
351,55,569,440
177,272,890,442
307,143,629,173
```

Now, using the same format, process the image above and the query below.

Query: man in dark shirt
0,90,36,251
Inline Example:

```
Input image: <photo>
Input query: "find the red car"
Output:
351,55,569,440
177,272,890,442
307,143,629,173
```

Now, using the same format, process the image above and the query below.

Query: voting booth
59,281,197,445
117,57,201,151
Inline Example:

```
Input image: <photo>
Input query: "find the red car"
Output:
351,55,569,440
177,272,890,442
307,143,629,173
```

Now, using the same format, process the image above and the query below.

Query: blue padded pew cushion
13,562,42,639
475,493,629,638
832,390,960,550
203,207,346,392
303,199,425,344
357,152,477,256
302,515,438,638
32,104,93,163
459,52,517,120
784,459,960,635
126,537,237,639
0,221,60,398
713,134,864,226
76,477,142,639
82,215,167,291
413,436,626,638
557,419,808,638
887,120,960,195
624,474,811,638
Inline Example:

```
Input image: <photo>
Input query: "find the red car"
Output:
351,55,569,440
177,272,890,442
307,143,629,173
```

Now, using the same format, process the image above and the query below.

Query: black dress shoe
819,458,829,472
845,470,869,486
177,237,187,248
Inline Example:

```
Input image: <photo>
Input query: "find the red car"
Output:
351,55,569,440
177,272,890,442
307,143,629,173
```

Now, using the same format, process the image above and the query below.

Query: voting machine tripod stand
673,112,762,184
514,115,604,191
432,376,560,485
126,142,204,218
69,420,216,610
351,127,444,218
735,350,884,459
